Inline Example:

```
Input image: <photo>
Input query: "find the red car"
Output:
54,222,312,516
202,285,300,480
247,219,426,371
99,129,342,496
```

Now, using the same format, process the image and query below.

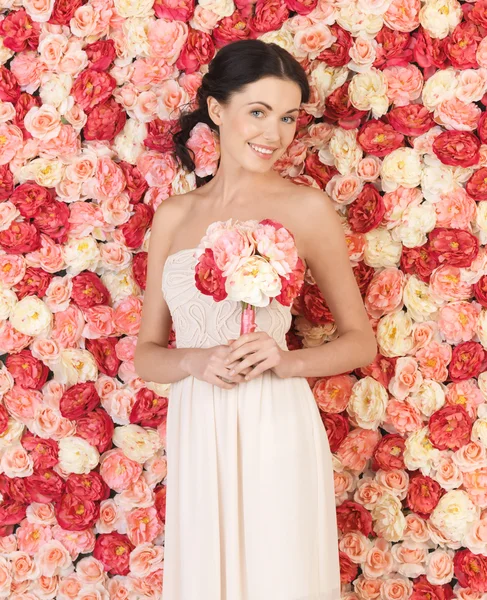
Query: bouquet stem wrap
240,302,256,335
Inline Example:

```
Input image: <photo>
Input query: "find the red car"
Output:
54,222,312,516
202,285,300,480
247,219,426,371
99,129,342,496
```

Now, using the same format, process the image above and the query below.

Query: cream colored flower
113,119,147,165
0,287,17,320
10,296,52,336
39,73,73,113
430,490,479,542
62,236,100,277
0,418,24,449
328,128,363,175
58,436,100,474
18,158,64,187
349,69,389,117
377,310,415,358
145,381,171,398
347,376,388,430
259,30,297,56
472,418,487,447
364,228,403,269
420,157,457,203
372,493,407,542
101,268,140,304
113,425,162,463
294,316,337,347
408,380,446,418
310,63,348,102
0,37,14,65
476,310,487,350
122,17,151,59
336,2,384,38
381,148,422,192
419,0,462,39
422,69,458,110
475,202,487,246
114,0,154,17
391,204,436,249
51,348,98,386
199,0,235,17
403,426,441,475
225,256,281,307
403,275,444,322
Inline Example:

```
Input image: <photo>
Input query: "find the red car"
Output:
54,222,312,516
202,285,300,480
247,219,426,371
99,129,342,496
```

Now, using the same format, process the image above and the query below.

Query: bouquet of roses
194,218,306,334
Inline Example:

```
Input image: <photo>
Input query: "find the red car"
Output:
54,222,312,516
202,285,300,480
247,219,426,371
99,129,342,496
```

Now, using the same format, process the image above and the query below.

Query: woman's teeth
248,143,274,157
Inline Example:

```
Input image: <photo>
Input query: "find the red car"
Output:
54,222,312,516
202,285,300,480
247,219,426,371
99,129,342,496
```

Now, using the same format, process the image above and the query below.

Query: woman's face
207,76,302,173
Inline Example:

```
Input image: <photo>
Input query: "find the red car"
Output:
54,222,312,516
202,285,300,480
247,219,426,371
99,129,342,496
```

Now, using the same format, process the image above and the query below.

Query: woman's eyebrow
246,101,300,114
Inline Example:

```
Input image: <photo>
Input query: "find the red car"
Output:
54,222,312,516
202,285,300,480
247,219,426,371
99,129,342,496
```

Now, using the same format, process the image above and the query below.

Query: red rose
130,388,169,428
13,266,52,300
55,493,100,531
406,474,444,517
470,0,487,28
286,329,303,351
433,131,480,168
249,0,289,34
49,0,83,24
325,82,367,130
411,28,449,71
275,257,305,306
32,198,69,243
71,69,116,113
154,485,166,522
9,182,52,218
336,500,373,536
5,349,49,389
357,120,404,157
71,271,110,309
85,39,117,71
466,167,487,200
14,93,41,140
25,469,65,503
300,282,334,326
428,228,479,268
0,500,27,526
132,251,148,290
144,118,177,154
449,341,487,382
120,203,153,249
401,243,440,283
83,98,126,141
0,164,13,200
21,432,59,470
285,0,317,15
76,408,114,454
304,153,338,188
411,575,454,600
317,24,352,67
454,549,487,592
340,551,358,584
387,104,435,137
176,29,215,74
445,22,480,69
478,112,487,145
93,532,134,576
60,382,100,419
0,9,39,52
356,355,396,389
372,434,406,471
374,27,412,68
212,11,251,48
429,405,473,451
0,475,30,504
474,275,487,308
194,248,227,301
0,405,8,435
321,413,350,453
0,66,20,103
85,337,120,378
348,184,386,234
352,261,376,297
119,161,148,204
65,472,110,502
0,220,41,254
153,0,194,20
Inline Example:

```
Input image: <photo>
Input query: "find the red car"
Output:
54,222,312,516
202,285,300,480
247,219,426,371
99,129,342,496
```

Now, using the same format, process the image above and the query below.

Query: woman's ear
207,96,223,127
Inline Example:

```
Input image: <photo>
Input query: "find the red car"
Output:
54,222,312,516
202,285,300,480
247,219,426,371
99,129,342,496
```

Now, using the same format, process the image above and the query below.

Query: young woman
135,39,377,600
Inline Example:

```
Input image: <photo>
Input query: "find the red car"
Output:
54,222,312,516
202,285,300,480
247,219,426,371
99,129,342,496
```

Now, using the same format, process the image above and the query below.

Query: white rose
391,541,428,578
36,541,72,576
430,490,479,542
381,148,422,192
349,69,389,117
100,268,140,304
23,0,54,21
225,256,281,307
310,63,348,101
403,427,441,475
456,69,487,104
403,275,444,322
0,418,24,449
420,157,457,203
347,376,388,430
0,37,14,64
408,380,446,418
0,443,34,478
477,310,487,350
259,30,298,57
372,493,406,542
199,0,235,17
0,287,17,320
391,204,436,248
425,549,455,585
112,425,162,463
58,436,100,474
430,455,463,491
10,295,52,336
51,348,98,386
18,158,64,187
62,236,100,276
364,228,403,268
336,2,384,38
114,0,154,17
377,310,415,358
328,128,363,175
478,374,487,402
39,73,73,113
171,169,197,196
472,418,487,447
422,69,458,110
419,0,462,39
475,202,487,246
113,119,147,165
122,17,151,59
0,362,14,395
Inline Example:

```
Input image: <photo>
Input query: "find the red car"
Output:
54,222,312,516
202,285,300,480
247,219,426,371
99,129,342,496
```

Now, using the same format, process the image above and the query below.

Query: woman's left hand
225,332,286,382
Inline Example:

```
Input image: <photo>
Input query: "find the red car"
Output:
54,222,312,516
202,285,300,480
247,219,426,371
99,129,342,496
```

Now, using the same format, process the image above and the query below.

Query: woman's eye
282,116,296,124
251,110,263,117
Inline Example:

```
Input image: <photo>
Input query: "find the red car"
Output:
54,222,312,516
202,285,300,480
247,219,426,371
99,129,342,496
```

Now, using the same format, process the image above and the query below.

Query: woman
134,39,377,600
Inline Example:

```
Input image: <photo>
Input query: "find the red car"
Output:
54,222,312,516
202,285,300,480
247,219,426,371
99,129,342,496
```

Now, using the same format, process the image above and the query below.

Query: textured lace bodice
162,248,292,350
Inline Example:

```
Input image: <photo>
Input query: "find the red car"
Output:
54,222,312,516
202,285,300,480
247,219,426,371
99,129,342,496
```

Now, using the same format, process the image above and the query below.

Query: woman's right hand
184,345,252,389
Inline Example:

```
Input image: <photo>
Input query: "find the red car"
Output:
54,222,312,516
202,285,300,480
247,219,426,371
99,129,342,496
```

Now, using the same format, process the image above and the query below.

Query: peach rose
339,531,372,564
148,18,188,64
354,575,383,600
380,576,413,600
385,398,423,435
95,499,122,534
429,265,472,303
435,189,476,230
431,455,464,491
0,123,23,165
391,540,428,578
365,268,405,318
403,513,431,544
438,301,481,345
435,98,481,132
425,549,455,585
389,356,423,401
376,469,409,500
36,540,72,577
415,341,451,382
384,0,420,31
56,573,82,600
354,478,387,510
384,64,423,106
129,543,165,577
362,538,395,579
99,448,142,492
125,506,163,545
326,174,364,205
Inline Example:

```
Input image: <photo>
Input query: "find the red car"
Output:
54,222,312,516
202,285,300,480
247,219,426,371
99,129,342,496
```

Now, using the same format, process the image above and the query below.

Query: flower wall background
2,0,487,597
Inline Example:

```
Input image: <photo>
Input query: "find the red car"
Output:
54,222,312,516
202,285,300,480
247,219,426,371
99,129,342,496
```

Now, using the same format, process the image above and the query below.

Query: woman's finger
226,342,262,364
244,358,273,381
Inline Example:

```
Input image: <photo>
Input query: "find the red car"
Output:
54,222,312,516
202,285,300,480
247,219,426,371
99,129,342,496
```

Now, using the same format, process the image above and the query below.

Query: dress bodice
161,248,292,350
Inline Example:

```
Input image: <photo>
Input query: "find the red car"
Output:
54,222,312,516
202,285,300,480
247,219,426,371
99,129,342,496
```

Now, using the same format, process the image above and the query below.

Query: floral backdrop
1,0,487,597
